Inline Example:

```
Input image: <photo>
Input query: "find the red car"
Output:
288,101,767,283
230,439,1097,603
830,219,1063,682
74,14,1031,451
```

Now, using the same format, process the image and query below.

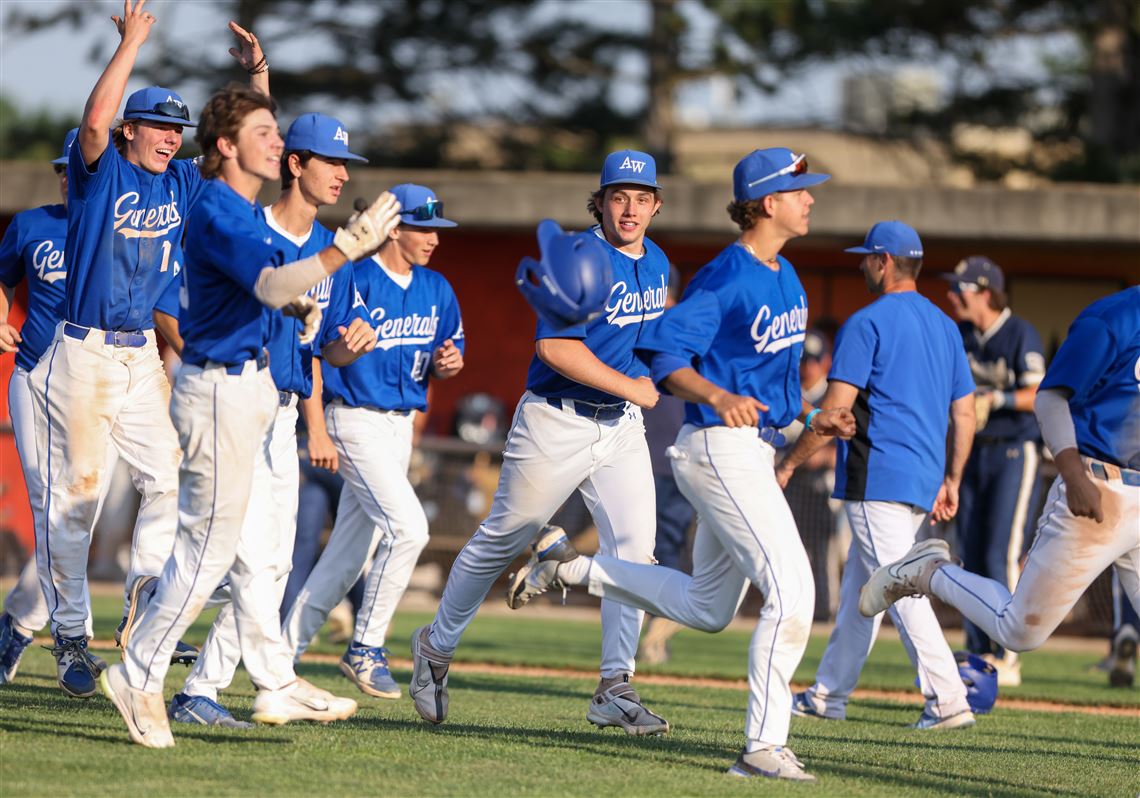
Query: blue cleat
340,643,401,699
911,709,976,730
169,692,253,728
0,613,34,685
51,635,99,698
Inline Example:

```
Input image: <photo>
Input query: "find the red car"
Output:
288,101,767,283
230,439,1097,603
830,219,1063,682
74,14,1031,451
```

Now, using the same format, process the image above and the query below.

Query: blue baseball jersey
831,291,975,510
1038,286,1140,470
636,244,807,430
179,180,283,368
322,257,463,412
262,207,365,396
0,204,68,371
526,228,670,404
960,309,1045,441
65,133,204,332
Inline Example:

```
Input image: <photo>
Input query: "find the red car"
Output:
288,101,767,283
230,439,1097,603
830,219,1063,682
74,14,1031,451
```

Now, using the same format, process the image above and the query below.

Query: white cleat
251,678,357,725
859,539,951,617
586,676,669,736
506,525,578,610
409,625,452,724
99,663,175,749
727,746,816,781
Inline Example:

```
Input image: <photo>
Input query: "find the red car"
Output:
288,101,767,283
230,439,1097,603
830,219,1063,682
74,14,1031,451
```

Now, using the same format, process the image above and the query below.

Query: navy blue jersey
526,227,669,404
322,257,463,412
180,180,283,368
65,133,204,331
262,207,364,396
960,309,1045,441
636,244,807,430
0,204,67,371
1039,287,1140,470
831,291,975,510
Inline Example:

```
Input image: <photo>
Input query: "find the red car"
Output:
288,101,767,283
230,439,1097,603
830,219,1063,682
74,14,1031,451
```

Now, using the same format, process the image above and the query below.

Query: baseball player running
147,113,376,727
0,130,106,684
778,221,978,731
410,151,669,734
943,256,1046,686
507,148,853,780
100,83,401,748
282,182,464,699
862,287,1139,667
27,0,264,697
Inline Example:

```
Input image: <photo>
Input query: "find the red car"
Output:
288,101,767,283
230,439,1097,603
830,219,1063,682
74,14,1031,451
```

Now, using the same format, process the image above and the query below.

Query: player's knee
1000,624,1048,653
689,603,736,633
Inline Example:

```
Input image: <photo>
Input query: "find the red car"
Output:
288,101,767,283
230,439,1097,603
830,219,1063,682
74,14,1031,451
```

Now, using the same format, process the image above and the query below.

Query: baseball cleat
100,663,175,748
911,709,976,730
586,675,669,736
727,746,816,781
859,539,951,617
51,635,99,698
790,690,837,720
0,613,35,685
169,692,254,728
506,525,579,610
340,643,401,699
409,625,451,724
116,575,199,666
1108,625,1137,688
981,651,1021,687
250,678,357,725
638,617,681,666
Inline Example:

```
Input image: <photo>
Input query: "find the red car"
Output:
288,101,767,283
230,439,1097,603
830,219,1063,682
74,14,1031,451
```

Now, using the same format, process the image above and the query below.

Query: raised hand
111,0,155,48
227,21,266,73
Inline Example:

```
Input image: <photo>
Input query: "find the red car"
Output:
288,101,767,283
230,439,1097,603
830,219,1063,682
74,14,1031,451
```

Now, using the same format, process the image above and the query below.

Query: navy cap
284,113,368,163
390,183,457,228
941,256,1005,292
600,149,660,189
52,128,79,165
845,220,924,259
123,86,196,127
733,147,830,201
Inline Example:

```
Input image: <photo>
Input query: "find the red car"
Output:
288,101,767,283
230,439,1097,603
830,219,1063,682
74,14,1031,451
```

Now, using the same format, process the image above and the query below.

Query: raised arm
227,21,270,96
79,0,155,166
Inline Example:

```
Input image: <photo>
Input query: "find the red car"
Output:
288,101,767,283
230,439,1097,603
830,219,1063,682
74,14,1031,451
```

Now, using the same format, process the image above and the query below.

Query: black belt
64,322,146,348
546,396,627,421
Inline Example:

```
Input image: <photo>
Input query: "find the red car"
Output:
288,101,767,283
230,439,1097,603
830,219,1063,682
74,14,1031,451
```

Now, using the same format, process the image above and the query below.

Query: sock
556,555,592,586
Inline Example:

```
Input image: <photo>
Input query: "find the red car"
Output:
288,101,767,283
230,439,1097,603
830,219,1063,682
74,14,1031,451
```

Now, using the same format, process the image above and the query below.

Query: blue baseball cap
123,86,195,127
284,113,368,162
941,255,1005,292
52,128,79,165
734,148,829,201
390,183,457,228
599,149,660,190
845,220,924,259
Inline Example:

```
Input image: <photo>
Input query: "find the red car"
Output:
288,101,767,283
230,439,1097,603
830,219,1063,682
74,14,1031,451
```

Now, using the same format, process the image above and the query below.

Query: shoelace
771,747,805,770
49,638,96,676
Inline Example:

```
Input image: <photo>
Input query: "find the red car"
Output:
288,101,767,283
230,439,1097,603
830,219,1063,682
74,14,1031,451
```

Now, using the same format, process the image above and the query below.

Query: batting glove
284,295,323,345
333,191,401,261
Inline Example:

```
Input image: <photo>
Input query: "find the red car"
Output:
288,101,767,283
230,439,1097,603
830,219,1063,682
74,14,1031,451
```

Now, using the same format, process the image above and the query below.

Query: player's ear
288,152,304,179
216,135,239,161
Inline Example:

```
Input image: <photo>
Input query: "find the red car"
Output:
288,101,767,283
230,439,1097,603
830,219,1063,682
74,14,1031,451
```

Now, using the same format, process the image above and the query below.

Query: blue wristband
805,407,822,433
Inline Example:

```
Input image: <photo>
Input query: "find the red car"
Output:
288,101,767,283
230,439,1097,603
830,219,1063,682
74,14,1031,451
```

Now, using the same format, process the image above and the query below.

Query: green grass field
1,597,1137,797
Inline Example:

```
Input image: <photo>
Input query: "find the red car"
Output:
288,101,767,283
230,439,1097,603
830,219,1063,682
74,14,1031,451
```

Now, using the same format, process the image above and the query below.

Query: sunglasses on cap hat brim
747,153,810,190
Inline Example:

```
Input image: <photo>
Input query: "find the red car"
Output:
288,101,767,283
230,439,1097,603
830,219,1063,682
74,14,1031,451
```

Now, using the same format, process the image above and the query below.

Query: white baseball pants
179,399,301,701
430,391,657,678
585,424,812,747
932,460,1139,652
6,366,110,636
121,361,295,694
28,324,180,638
283,403,426,655
804,501,970,720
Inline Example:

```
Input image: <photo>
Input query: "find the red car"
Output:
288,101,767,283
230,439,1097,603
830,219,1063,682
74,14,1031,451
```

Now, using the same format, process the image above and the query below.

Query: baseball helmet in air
515,219,613,330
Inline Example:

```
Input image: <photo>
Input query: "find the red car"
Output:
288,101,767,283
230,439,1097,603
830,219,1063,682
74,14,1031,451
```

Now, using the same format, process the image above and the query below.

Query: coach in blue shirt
778,220,978,730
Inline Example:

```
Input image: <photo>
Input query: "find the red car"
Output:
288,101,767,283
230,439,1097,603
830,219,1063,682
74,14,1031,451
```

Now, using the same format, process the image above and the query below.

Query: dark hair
112,119,129,155
586,186,662,224
280,151,315,189
196,84,277,180
892,255,923,278
986,286,1008,311
726,198,768,231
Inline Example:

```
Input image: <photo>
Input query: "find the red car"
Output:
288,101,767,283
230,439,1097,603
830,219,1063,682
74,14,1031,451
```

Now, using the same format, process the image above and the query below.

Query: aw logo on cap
166,96,184,108
619,156,646,174
333,126,349,145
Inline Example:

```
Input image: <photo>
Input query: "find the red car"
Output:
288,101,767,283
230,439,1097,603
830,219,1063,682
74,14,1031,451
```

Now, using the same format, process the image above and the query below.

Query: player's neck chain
739,240,780,271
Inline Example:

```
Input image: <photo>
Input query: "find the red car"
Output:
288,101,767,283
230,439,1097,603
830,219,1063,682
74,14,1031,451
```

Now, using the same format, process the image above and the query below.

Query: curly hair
196,84,277,180
726,198,769,232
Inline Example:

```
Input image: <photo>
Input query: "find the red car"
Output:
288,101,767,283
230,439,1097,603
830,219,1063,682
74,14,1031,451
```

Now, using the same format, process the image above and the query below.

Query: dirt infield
294,650,1139,719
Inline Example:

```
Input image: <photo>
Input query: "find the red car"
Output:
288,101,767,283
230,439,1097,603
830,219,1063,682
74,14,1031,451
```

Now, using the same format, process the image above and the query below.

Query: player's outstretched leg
858,539,951,617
